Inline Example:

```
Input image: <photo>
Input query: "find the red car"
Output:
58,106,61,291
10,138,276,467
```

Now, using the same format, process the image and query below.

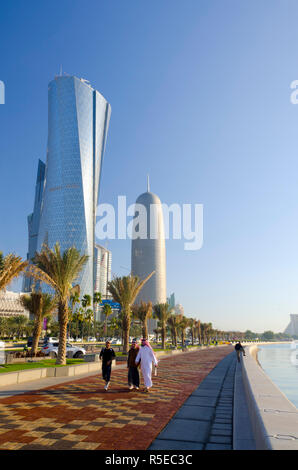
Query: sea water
257,343,298,409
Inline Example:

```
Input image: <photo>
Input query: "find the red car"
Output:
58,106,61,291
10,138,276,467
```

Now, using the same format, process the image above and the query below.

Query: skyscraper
36,75,111,297
94,244,112,299
23,159,45,292
167,293,175,310
284,314,298,337
131,180,167,334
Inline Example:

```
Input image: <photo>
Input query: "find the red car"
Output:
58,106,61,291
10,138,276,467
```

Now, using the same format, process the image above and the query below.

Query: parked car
43,337,59,345
74,338,83,343
86,337,97,342
110,338,121,345
27,337,44,347
41,342,86,358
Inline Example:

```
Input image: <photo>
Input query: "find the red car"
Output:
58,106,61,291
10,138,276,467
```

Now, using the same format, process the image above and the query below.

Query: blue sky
1,0,298,332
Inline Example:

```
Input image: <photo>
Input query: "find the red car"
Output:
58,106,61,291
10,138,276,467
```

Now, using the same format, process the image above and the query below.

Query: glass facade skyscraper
36,75,111,297
23,159,46,292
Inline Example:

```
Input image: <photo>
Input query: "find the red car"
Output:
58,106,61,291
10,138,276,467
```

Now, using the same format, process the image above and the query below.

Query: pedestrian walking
100,340,116,391
135,338,158,393
234,341,246,363
127,339,140,390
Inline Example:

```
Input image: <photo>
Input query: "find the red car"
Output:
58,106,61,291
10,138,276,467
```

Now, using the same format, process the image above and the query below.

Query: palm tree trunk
161,324,166,350
122,309,131,353
57,300,68,365
142,320,148,340
32,316,42,356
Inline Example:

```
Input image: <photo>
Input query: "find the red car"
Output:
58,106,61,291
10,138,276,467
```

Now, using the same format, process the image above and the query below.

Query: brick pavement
0,345,233,450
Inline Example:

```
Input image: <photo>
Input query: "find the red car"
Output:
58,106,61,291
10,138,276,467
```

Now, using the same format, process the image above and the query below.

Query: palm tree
21,290,56,355
153,326,162,343
167,314,182,347
27,243,88,365
188,318,196,346
81,294,91,310
84,308,94,339
109,316,121,339
0,317,8,338
132,301,152,339
179,316,190,347
93,292,102,336
108,272,154,353
153,303,171,349
200,322,213,345
68,290,80,339
102,303,113,338
81,294,92,339
13,315,28,340
0,252,28,291
195,319,201,344
73,308,84,340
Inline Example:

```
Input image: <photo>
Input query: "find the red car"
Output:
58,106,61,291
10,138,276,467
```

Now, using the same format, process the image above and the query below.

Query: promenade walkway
150,350,255,450
0,346,236,450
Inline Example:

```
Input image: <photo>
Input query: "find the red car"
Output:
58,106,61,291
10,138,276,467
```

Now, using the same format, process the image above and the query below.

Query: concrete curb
241,344,298,450
233,360,256,450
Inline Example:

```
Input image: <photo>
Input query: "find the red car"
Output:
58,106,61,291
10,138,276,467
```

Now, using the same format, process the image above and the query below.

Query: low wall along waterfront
241,344,298,450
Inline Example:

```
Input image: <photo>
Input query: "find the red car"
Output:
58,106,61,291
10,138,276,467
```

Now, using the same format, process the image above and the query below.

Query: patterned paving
0,346,233,450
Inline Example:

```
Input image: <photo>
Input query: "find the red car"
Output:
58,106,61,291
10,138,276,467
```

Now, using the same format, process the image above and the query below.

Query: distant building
131,179,167,334
94,244,112,298
284,314,298,337
23,159,46,292
175,304,184,316
0,291,30,318
94,244,112,321
167,293,175,309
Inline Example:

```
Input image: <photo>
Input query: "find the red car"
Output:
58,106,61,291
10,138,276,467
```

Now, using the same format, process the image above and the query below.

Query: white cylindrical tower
131,184,167,314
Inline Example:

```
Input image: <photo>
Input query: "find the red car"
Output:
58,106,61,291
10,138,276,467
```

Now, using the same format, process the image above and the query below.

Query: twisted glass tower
37,75,111,297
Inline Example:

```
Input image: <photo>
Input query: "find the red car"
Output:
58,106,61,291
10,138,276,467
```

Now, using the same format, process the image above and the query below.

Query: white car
110,339,121,345
87,337,97,342
74,338,83,342
41,342,86,358
43,337,59,344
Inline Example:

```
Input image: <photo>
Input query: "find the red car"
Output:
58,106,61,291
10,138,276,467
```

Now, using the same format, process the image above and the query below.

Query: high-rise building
131,180,166,333
23,159,45,292
94,244,112,299
284,314,298,337
36,75,111,297
167,293,175,310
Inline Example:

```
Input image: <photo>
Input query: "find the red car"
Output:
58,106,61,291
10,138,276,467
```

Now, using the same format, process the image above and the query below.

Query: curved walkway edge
241,345,298,450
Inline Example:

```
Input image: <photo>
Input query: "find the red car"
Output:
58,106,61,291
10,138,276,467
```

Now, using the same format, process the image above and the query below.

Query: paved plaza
0,346,234,450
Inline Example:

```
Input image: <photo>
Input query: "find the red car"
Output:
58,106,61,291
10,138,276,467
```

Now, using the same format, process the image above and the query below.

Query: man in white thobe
135,339,158,392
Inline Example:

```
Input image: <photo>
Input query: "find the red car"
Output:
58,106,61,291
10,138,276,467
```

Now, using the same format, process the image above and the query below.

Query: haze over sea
257,343,298,409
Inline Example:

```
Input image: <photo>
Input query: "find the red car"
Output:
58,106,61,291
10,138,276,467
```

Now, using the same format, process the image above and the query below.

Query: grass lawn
0,358,85,373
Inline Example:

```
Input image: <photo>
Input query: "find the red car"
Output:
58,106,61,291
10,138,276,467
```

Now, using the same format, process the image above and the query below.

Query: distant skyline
1,1,298,333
